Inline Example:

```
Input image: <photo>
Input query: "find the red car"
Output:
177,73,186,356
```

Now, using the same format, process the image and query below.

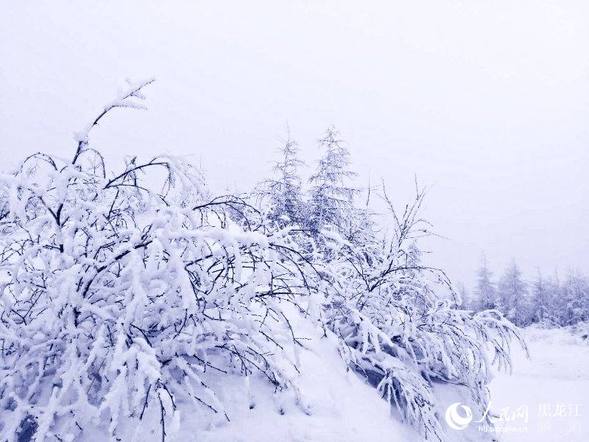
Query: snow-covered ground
170,323,588,442
132,308,420,442
64,303,415,442
485,326,589,441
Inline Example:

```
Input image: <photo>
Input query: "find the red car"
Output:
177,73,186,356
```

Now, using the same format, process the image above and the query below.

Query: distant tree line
463,258,589,327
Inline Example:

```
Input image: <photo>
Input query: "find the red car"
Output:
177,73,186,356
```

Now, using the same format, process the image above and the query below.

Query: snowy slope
185,311,418,442
109,307,419,442
171,315,589,442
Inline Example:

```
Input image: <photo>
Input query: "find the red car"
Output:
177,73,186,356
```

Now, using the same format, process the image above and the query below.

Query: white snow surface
79,316,588,442
189,315,417,442
109,306,418,442
174,323,589,442
485,325,589,442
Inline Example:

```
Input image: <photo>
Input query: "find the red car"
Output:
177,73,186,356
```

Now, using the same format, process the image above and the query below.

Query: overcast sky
1,0,588,287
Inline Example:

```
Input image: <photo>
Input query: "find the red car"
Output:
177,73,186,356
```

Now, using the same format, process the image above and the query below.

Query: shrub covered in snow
0,81,313,441
310,187,526,440
0,81,525,441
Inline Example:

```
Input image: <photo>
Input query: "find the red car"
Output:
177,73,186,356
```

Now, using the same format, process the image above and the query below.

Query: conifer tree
530,272,553,324
307,127,358,239
265,133,304,227
498,261,529,325
475,256,497,310
560,272,589,325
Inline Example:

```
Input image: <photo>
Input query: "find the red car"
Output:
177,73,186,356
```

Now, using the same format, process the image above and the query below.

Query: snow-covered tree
530,272,555,325
317,187,525,440
558,272,589,326
474,257,497,310
0,81,314,441
307,127,358,240
498,261,530,325
262,132,305,228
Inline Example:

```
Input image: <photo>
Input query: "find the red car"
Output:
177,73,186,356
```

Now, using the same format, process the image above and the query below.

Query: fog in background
1,0,588,287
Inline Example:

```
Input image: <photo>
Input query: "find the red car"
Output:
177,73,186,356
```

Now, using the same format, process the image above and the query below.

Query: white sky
1,0,588,287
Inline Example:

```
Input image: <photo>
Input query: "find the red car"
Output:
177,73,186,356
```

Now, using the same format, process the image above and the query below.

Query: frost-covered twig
72,78,155,164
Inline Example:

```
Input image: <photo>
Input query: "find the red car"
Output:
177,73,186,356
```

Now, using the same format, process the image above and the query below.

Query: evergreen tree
475,256,497,310
307,127,358,238
498,261,529,325
560,272,589,325
530,271,554,324
265,133,304,227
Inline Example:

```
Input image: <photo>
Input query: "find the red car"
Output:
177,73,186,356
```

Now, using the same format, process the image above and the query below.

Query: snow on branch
308,180,527,440
73,78,155,164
